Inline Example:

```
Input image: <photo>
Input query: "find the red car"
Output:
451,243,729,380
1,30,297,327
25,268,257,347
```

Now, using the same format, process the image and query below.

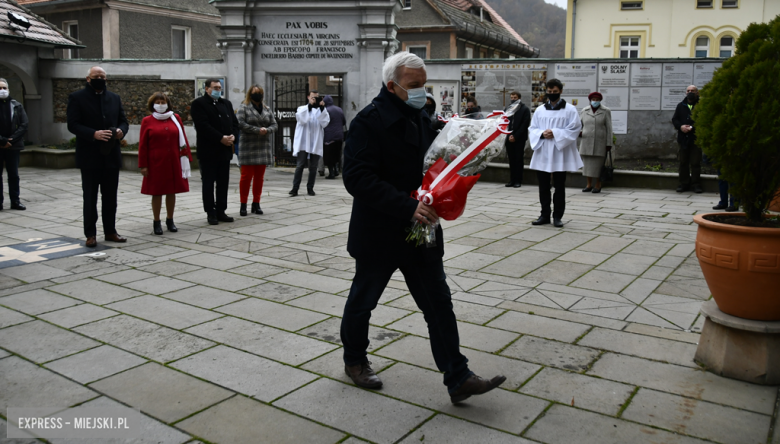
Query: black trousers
678,142,702,187
292,151,320,192
0,149,20,205
341,256,472,391
81,167,119,238
200,158,230,214
536,170,567,220
323,139,343,172
505,142,524,185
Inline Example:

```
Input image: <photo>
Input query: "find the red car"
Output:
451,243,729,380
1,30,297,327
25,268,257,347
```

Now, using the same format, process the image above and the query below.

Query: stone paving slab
519,367,634,415
399,414,536,444
0,320,100,363
0,356,97,411
37,303,119,328
0,305,34,328
386,312,518,353
105,295,222,329
486,310,591,343
45,345,147,384
216,297,329,331
47,279,144,305
0,288,80,315
578,327,698,367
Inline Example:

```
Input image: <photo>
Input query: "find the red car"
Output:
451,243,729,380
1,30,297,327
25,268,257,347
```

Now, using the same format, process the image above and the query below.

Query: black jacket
66,84,129,169
343,85,443,261
505,101,531,147
672,99,696,147
0,98,28,150
190,94,239,162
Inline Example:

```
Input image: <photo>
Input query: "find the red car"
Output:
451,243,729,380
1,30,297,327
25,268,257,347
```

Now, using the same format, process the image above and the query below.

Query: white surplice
293,105,330,157
528,101,583,173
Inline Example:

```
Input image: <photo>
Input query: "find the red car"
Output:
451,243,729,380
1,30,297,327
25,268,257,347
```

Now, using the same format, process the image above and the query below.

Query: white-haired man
340,51,506,404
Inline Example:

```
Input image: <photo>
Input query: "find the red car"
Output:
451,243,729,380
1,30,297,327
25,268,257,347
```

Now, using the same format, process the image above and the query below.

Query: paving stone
0,417,40,443
501,336,600,371
239,282,313,302
622,388,771,444
480,249,560,278
75,315,214,363
520,367,634,415
136,261,202,276
623,323,700,343
185,316,337,366
0,349,9,358
106,295,223,329
487,311,590,343
386,312,518,353
514,289,562,309
522,260,593,285
597,253,658,276
625,307,682,330
655,276,712,300
0,320,99,363
399,414,535,444
177,395,345,444
45,345,147,384
37,303,119,328
123,276,195,295
175,252,253,270
588,353,777,414
91,363,233,423
621,240,674,257
380,363,548,434
266,270,352,293
0,356,97,411
47,279,144,305
579,327,697,367
508,227,559,242
95,269,157,285
0,262,71,283
274,378,432,444
557,249,611,266
576,236,635,255
288,292,411,326
230,262,287,278
619,278,661,304
472,239,535,256
301,348,394,384
173,268,265,292
569,270,636,293
0,288,82,316
217,297,329,331
0,305,33,328
171,345,317,402
161,284,246,309
444,252,504,271
299,317,402,350
525,404,708,444
529,232,596,254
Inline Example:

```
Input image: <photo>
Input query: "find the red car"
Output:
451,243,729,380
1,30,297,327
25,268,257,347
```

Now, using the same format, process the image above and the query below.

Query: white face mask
153,103,168,113
0,90,9,99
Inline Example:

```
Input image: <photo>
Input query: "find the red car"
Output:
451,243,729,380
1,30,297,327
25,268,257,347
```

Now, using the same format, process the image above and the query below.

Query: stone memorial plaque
629,87,662,110
662,63,694,87
597,87,629,111
598,63,630,87
630,63,662,87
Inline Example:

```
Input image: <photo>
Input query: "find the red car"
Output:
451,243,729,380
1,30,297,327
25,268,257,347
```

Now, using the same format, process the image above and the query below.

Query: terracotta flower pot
694,213,780,320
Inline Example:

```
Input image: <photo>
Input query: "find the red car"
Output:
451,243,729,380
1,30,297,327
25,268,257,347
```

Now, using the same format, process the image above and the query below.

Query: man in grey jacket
0,78,28,211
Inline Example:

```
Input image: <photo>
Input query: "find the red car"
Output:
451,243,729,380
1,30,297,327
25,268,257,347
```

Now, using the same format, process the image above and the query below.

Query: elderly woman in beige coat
579,92,613,193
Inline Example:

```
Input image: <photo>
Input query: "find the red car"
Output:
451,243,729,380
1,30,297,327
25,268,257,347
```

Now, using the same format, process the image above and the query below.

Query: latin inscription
258,22,357,60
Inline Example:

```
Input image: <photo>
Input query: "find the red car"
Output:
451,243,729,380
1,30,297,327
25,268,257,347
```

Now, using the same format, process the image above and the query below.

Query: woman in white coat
579,92,613,193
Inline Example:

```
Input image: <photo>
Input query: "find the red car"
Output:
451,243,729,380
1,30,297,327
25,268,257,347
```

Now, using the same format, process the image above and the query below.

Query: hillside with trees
489,0,567,58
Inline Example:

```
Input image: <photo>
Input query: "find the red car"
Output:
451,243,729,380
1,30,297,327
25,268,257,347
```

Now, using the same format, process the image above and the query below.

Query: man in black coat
66,66,129,247
671,85,702,193
0,78,28,210
190,79,239,225
341,51,505,404
504,91,531,188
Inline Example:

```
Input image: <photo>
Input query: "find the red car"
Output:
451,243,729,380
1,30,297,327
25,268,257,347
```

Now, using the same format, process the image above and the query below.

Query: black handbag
600,151,614,183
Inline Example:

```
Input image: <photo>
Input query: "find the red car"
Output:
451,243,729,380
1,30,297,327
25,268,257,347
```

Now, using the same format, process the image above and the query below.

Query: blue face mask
393,81,426,109
591,101,601,107
210,89,222,100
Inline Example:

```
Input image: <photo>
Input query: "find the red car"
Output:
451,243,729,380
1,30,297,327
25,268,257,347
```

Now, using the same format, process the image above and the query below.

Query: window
282,126,292,152
63,21,78,59
494,51,501,58
697,0,713,8
479,49,487,58
721,0,738,7
619,36,640,58
465,46,474,58
403,0,411,9
407,46,427,59
620,1,643,9
695,36,709,57
719,36,734,57
171,26,191,59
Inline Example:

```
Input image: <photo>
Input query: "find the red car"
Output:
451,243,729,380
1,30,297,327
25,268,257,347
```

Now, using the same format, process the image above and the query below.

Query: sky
544,0,567,8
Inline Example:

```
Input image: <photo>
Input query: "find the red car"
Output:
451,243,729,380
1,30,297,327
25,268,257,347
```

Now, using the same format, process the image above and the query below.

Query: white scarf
152,111,186,148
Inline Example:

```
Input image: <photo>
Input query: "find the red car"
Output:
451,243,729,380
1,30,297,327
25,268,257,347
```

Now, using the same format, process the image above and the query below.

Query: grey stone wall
52,78,197,125
118,11,221,60
621,111,678,159
40,9,103,59
0,65,25,107
398,32,451,59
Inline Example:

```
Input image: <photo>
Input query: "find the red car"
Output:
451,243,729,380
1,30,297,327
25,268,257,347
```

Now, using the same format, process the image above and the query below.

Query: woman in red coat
138,92,192,235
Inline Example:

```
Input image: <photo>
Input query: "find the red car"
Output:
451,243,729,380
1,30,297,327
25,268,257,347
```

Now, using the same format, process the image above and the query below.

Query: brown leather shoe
449,374,507,404
85,236,97,248
105,233,127,243
345,362,383,389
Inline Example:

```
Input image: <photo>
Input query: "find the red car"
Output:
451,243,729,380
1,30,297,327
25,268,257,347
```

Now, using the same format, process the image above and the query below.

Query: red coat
138,114,192,196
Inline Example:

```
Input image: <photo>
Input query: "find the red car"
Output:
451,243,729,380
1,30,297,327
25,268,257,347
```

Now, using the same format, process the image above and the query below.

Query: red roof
437,0,528,45
1,0,81,47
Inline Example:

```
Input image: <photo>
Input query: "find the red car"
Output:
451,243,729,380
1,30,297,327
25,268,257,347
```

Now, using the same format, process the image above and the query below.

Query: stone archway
0,60,39,98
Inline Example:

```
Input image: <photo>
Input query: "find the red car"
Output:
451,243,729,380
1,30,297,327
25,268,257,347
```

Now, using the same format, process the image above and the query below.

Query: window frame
619,36,641,58
62,20,79,59
171,25,192,60
721,0,738,8
694,36,710,57
465,45,474,59
406,45,427,59
718,35,735,57
696,0,714,8
620,1,643,10
402,0,411,10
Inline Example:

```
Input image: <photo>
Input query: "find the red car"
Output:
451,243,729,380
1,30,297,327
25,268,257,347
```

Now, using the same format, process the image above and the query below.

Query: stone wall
53,78,197,125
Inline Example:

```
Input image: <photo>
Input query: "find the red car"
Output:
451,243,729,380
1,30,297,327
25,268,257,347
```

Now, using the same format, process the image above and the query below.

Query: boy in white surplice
528,78,583,227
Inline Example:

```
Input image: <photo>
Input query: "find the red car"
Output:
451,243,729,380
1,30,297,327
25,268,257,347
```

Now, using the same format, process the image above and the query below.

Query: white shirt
528,101,583,173
293,105,330,157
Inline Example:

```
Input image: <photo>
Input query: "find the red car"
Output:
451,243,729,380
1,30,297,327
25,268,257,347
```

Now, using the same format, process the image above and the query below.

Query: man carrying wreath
340,51,506,404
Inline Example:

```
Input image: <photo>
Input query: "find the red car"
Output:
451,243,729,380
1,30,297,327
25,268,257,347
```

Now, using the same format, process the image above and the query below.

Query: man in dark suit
672,85,702,193
341,51,505,404
66,66,129,248
504,91,531,188
191,78,239,225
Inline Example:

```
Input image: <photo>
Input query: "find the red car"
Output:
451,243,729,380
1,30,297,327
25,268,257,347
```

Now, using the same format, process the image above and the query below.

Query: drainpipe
570,0,577,58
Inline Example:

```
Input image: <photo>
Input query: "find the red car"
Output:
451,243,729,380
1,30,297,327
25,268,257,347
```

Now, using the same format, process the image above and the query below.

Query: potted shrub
692,15,780,321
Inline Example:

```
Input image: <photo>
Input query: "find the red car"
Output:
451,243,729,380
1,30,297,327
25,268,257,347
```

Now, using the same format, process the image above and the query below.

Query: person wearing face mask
237,85,277,215
66,66,129,248
322,95,346,180
0,78,28,211
504,91,531,188
672,85,702,193
191,78,239,225
290,90,329,196
464,96,483,119
578,92,613,193
340,51,506,403
138,92,192,235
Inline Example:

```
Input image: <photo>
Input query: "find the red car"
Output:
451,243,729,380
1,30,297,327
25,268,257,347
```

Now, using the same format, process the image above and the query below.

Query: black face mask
89,78,106,91
687,92,699,103
251,93,263,102
546,93,561,102
423,104,436,116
